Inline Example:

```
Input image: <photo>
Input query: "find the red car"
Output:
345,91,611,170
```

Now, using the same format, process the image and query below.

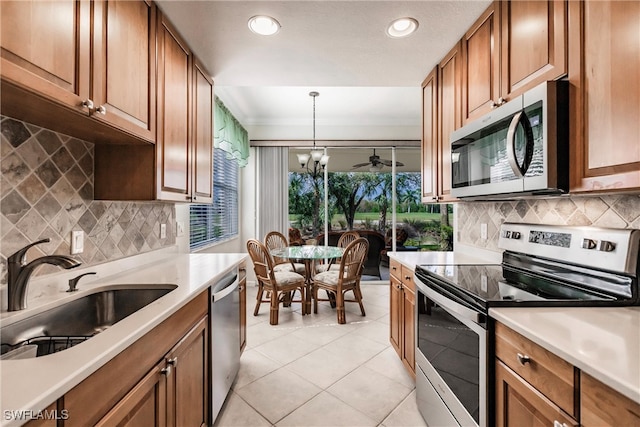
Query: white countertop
388,249,501,268
490,306,640,405
0,252,247,426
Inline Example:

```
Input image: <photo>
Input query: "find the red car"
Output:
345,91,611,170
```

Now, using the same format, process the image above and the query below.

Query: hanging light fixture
297,91,329,177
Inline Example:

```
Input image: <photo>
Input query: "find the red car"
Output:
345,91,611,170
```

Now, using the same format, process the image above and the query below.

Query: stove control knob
503,231,512,238
597,240,616,252
511,231,521,240
582,239,597,250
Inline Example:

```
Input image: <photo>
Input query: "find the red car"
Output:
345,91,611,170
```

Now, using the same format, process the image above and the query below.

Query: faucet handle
8,238,51,266
67,272,97,292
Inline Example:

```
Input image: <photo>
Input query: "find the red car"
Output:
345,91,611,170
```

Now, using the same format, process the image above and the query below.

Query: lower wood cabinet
389,258,415,378
581,373,640,427
59,290,209,426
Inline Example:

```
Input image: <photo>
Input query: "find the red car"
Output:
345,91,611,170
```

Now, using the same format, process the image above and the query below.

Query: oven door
415,277,488,427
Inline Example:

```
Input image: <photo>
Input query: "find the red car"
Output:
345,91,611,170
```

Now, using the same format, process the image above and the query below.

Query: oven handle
415,277,487,326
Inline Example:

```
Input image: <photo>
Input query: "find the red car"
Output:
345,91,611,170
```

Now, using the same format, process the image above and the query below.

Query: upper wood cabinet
437,42,462,203
91,0,157,142
421,68,438,203
95,10,214,203
0,0,156,144
568,1,640,193
461,2,500,124
462,1,567,124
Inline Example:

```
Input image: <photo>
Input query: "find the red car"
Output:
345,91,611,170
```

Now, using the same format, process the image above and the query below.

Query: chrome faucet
7,238,81,311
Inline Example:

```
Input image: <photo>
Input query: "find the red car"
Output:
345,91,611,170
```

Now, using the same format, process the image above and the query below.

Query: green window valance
214,96,249,167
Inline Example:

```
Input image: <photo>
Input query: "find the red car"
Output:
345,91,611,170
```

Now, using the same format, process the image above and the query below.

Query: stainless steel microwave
450,81,569,199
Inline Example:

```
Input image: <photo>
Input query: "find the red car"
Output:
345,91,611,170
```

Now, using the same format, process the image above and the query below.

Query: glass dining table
270,245,344,314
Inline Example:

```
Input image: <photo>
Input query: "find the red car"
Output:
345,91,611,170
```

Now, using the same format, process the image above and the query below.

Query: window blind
190,148,239,250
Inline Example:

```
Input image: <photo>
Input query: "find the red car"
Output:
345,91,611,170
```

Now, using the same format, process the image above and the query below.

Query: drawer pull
553,421,568,427
517,353,531,365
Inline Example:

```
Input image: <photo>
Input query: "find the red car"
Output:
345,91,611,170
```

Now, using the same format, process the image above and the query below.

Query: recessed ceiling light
386,17,419,38
248,15,281,36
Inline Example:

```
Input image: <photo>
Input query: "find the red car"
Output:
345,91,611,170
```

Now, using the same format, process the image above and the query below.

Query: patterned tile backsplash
457,195,640,252
0,116,175,283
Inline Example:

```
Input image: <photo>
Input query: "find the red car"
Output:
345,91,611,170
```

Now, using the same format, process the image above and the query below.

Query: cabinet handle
95,105,107,115
82,99,94,110
161,365,172,376
167,357,177,366
405,276,411,281
491,100,498,109
497,97,506,106
553,421,568,427
392,266,397,271
517,353,531,365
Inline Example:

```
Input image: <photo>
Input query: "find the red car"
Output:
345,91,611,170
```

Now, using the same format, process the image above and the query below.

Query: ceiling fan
352,149,404,170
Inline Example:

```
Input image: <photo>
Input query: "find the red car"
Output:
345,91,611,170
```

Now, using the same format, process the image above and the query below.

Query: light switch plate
71,230,84,254
176,221,185,237
480,223,488,240
160,223,167,239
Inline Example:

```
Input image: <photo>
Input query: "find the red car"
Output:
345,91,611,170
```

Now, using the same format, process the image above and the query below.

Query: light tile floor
214,282,428,427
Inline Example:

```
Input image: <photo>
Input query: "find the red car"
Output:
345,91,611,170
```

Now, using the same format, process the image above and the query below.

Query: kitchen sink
0,285,177,358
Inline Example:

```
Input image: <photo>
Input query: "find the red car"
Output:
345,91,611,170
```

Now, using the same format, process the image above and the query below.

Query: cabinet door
166,317,208,427
495,361,578,427
421,68,439,203
437,43,462,203
568,1,640,192
95,361,167,427
389,274,402,356
24,402,59,427
401,284,415,376
192,58,214,204
582,373,640,427
0,0,90,110
500,0,567,100
157,12,192,202
462,2,500,123
92,0,156,142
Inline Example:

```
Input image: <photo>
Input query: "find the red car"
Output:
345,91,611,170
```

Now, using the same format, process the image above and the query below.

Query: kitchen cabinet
239,262,247,352
421,68,438,203
389,258,415,378
60,290,209,426
24,402,59,427
94,10,214,202
462,1,567,123
494,322,578,427
0,0,156,145
568,1,640,192
581,372,640,427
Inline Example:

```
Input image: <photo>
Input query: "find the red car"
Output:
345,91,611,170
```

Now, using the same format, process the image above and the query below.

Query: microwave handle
506,111,534,178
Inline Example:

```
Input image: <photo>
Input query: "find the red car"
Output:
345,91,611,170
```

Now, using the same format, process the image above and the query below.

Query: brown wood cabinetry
94,10,213,202
421,68,438,203
495,322,578,427
61,291,208,426
0,0,156,144
462,1,567,123
568,1,640,193
389,259,415,378
581,373,640,427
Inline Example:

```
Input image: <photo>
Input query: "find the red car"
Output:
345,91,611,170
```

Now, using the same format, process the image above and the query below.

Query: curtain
215,97,249,167
257,146,289,240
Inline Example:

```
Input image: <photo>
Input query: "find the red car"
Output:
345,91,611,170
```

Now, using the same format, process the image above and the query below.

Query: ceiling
155,1,491,141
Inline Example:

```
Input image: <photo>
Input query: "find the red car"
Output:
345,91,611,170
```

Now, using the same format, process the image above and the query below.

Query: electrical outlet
71,230,84,254
160,223,167,239
480,223,488,240
176,221,185,237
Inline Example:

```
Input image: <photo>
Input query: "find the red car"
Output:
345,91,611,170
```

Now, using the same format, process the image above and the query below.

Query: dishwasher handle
211,269,239,302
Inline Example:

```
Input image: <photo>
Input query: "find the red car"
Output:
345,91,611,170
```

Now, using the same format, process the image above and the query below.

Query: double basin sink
1,285,177,358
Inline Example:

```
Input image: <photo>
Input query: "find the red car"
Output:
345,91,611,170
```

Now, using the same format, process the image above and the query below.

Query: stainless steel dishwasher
210,267,240,422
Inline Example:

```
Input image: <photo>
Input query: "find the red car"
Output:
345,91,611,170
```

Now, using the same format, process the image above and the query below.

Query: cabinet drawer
400,265,415,292
494,322,577,417
389,259,402,280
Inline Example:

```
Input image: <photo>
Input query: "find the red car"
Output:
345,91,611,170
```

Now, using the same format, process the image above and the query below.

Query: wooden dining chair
246,239,307,325
312,237,368,324
264,231,306,274
315,230,360,274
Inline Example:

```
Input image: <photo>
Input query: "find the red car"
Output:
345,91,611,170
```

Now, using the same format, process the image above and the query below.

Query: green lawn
290,212,452,226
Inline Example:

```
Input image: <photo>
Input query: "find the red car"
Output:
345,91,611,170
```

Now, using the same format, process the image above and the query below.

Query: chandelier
297,91,329,177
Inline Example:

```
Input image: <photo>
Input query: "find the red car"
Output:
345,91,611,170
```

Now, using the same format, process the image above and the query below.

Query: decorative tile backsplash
0,116,175,283
457,195,640,251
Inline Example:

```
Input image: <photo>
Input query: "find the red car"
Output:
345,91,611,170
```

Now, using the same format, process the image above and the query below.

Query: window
190,149,239,250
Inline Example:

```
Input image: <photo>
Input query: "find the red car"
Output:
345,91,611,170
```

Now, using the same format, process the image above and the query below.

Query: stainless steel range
413,223,640,427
